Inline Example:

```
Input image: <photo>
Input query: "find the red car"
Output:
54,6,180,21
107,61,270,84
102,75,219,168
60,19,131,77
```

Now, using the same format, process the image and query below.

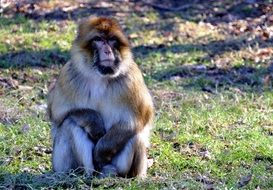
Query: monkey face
91,36,122,75
75,17,131,77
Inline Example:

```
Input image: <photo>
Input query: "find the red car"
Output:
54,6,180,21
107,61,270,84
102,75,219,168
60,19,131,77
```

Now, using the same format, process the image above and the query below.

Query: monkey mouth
97,65,115,75
100,59,115,66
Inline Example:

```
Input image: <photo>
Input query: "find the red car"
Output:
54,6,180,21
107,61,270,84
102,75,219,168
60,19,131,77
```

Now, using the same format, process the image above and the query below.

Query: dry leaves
34,145,52,156
254,47,273,63
0,77,18,89
0,101,21,124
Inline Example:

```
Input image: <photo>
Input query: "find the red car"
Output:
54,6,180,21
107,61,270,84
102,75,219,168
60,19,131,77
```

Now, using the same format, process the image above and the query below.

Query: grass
0,1,273,189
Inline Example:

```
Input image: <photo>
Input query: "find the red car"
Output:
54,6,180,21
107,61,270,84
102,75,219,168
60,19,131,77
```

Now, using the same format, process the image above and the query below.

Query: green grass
0,2,273,189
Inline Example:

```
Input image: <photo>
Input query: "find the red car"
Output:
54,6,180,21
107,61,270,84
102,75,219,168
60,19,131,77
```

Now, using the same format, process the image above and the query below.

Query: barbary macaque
47,16,154,178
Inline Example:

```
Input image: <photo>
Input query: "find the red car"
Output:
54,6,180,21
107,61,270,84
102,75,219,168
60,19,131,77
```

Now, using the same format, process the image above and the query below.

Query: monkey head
72,16,132,77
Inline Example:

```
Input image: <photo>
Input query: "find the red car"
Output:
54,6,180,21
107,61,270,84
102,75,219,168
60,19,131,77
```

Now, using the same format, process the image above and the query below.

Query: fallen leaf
255,48,273,62
147,158,154,168
129,33,139,39
3,77,19,89
18,85,33,90
33,69,43,76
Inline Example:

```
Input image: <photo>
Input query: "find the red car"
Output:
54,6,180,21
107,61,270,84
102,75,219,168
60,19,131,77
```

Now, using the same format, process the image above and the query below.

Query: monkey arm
47,77,73,126
94,91,154,164
64,109,106,142
48,84,106,142
94,121,136,164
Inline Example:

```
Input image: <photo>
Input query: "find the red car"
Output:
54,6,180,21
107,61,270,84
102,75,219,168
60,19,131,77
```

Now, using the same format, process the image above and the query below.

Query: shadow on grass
0,43,272,93
153,63,273,93
25,5,115,21
0,171,144,189
0,49,69,68
133,36,273,61
147,0,271,24
0,171,92,189
4,0,271,24
0,20,272,92
0,37,251,69
132,37,273,92
2,1,118,22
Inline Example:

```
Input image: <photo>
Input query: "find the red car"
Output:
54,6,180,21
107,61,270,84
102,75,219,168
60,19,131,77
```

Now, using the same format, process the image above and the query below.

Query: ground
0,0,272,189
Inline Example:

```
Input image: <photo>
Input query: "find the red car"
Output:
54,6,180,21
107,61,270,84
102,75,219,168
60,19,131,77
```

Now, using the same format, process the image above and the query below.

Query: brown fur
127,138,147,178
48,16,154,177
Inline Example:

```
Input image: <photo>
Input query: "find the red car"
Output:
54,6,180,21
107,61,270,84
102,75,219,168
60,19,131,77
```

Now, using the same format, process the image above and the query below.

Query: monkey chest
100,103,133,131
76,91,131,132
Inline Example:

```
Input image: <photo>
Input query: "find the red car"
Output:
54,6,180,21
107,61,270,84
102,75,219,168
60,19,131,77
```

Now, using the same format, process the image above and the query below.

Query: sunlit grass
0,6,272,189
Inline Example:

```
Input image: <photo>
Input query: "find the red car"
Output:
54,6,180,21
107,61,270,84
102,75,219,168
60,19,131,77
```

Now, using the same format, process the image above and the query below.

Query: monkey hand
94,138,117,164
94,121,135,164
84,120,106,142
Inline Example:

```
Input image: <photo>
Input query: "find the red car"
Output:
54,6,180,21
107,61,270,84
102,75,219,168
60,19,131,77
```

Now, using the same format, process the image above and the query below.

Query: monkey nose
104,50,111,55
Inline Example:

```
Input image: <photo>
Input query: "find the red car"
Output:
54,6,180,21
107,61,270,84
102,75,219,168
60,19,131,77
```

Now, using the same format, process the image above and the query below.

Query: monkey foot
98,164,118,178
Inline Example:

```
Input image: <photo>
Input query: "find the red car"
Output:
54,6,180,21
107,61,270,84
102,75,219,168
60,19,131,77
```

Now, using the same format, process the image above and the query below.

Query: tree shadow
24,4,115,21
1,33,269,69
1,0,272,92
0,37,271,92
132,36,273,92
133,35,273,63
0,49,69,68
153,63,272,93
2,0,123,22
145,0,271,24
2,0,272,25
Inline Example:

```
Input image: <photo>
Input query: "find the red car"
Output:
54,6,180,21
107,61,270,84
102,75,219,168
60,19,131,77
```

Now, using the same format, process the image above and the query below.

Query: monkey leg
51,118,95,175
109,135,148,178
128,137,147,178
98,138,134,178
52,122,77,173
97,164,118,178
70,120,95,175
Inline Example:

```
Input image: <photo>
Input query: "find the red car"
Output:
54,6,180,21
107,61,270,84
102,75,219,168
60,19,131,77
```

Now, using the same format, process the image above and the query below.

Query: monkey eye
92,36,103,42
108,37,118,46
108,36,117,42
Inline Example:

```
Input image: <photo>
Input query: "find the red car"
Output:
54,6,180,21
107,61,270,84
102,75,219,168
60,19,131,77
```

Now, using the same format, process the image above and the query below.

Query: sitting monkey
48,16,154,178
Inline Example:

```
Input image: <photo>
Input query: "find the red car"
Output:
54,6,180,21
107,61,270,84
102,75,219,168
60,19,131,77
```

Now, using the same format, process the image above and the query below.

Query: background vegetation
0,0,272,189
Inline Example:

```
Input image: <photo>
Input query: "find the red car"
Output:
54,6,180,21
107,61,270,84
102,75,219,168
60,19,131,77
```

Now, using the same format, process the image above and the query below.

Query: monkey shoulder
47,62,79,124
